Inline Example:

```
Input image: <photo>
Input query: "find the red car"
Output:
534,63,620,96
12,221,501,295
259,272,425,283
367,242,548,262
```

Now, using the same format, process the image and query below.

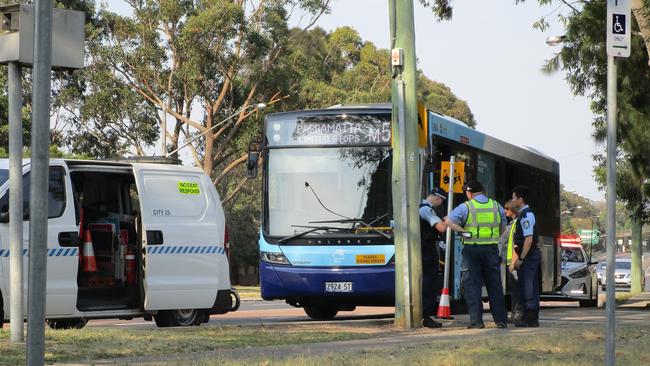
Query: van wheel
303,304,338,320
46,318,87,330
154,309,204,327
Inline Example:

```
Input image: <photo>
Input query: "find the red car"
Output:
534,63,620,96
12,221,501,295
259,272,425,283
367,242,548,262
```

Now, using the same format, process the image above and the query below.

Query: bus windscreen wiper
308,214,393,240
277,225,343,244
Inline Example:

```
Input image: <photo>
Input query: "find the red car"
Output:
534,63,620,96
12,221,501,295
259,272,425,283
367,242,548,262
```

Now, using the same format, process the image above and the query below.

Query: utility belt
464,243,499,247
514,242,539,255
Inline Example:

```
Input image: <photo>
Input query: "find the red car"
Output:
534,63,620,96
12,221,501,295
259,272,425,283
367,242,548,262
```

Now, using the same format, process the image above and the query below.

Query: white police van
0,158,237,329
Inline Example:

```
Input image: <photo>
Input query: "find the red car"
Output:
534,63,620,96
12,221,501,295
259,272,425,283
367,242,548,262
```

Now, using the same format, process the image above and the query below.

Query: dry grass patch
204,325,650,366
0,323,376,365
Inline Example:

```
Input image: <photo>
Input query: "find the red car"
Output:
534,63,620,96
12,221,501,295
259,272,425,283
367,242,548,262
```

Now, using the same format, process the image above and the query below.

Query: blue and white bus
249,103,561,319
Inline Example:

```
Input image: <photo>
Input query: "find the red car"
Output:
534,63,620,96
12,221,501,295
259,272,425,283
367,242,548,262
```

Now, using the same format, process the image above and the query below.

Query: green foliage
281,26,476,125
549,0,650,222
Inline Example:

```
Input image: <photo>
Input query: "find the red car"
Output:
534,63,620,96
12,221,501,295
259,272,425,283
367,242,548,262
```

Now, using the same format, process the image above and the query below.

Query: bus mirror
247,150,260,179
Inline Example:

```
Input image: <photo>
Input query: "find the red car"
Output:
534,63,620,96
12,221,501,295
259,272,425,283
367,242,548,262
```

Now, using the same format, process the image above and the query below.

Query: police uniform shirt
419,200,442,227
447,193,507,230
513,204,538,254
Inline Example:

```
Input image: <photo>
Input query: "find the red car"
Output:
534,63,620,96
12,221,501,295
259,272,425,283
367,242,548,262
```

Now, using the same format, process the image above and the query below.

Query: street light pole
8,61,24,343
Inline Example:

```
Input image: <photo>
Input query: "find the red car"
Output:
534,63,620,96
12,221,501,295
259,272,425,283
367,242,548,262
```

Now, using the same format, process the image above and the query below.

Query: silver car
543,243,598,306
597,258,636,291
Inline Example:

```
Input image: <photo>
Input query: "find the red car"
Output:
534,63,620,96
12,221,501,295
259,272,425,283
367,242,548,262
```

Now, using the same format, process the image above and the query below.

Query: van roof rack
111,156,182,165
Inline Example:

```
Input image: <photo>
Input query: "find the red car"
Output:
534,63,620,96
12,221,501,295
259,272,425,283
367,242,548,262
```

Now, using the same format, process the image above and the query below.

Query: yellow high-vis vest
506,219,518,263
463,198,501,245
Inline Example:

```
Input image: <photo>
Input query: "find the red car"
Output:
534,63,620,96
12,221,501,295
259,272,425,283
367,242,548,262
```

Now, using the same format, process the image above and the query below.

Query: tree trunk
632,0,650,66
203,104,215,176
630,218,644,293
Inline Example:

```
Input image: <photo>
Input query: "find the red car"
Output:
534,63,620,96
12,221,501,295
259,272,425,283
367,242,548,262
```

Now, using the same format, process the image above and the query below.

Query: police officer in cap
510,185,541,327
445,180,508,329
419,187,447,328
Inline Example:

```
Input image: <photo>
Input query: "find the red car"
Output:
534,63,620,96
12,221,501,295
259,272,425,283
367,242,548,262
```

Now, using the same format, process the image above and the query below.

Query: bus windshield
266,147,392,237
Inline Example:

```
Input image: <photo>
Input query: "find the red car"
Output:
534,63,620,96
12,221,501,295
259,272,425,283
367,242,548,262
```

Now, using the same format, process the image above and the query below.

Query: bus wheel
154,309,204,327
303,304,338,320
46,318,87,330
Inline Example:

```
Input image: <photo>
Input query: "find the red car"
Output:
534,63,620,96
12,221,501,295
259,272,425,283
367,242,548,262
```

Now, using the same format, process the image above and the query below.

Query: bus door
132,165,222,311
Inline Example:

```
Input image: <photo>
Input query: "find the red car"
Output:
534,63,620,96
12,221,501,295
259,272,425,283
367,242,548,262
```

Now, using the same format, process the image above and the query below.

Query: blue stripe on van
145,245,224,255
0,248,77,257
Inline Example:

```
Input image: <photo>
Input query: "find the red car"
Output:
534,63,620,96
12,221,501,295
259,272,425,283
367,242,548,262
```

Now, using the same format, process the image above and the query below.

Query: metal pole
27,1,53,364
389,0,422,329
8,62,24,343
442,156,455,292
631,218,642,294
605,54,617,366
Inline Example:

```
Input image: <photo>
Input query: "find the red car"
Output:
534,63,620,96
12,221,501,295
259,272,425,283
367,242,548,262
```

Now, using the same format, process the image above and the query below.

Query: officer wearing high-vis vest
500,200,522,323
510,185,541,327
419,188,448,328
445,180,508,329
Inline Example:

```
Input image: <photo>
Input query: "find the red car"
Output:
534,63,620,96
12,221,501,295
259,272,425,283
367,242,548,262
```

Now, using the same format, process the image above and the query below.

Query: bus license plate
325,282,353,293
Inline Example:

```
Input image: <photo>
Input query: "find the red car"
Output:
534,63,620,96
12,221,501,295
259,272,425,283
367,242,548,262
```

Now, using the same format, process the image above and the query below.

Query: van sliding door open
131,164,224,311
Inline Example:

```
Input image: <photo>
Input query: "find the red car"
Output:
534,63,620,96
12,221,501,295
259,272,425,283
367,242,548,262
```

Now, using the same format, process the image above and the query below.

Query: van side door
132,164,223,310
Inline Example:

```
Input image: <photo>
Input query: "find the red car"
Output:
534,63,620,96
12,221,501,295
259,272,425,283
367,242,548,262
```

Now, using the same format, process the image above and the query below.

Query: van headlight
570,268,590,279
261,251,290,265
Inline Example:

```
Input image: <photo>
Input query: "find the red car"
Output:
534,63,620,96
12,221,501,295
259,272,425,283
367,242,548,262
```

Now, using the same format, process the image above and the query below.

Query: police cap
430,187,447,200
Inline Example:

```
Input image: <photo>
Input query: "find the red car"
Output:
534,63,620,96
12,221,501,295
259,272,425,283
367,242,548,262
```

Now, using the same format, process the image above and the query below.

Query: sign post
605,1,630,365
607,0,631,57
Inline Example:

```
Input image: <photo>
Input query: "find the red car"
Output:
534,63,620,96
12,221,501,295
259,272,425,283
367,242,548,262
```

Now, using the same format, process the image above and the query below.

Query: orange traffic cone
82,229,97,272
436,287,452,319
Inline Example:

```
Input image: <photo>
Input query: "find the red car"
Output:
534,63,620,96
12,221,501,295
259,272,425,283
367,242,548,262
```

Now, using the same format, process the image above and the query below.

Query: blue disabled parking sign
612,13,626,35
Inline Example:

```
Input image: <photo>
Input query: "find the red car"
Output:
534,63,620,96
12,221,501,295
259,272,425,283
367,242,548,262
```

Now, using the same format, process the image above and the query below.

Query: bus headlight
261,251,290,265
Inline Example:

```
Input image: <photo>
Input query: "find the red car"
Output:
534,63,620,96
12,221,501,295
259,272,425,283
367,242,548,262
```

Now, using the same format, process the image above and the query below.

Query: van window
0,166,67,219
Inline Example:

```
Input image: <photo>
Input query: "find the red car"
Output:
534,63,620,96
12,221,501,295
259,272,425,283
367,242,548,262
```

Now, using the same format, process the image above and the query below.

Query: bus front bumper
260,261,395,305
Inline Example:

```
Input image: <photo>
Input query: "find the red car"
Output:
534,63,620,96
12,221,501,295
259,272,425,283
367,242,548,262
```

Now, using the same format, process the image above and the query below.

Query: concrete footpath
619,291,650,309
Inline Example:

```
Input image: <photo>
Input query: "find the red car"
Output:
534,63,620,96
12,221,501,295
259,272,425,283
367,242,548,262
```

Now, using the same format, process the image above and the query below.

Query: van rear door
132,164,224,310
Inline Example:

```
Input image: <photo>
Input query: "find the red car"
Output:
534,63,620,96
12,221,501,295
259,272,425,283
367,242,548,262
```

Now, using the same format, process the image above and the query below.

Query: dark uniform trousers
518,247,541,312
462,244,508,325
422,245,440,317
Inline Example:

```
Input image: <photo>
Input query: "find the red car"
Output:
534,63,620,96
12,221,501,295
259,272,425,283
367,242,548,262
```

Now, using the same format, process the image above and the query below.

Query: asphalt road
83,298,649,329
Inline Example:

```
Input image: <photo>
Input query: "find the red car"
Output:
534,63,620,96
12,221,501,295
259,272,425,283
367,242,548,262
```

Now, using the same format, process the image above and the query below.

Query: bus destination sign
267,114,391,147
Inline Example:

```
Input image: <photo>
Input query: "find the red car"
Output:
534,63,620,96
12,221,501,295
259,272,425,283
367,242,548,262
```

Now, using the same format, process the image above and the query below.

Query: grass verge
0,324,377,365
207,324,650,366
234,286,261,300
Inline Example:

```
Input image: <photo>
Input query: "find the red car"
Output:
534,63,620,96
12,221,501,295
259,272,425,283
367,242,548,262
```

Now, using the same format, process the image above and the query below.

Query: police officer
501,200,522,323
510,185,541,327
419,188,447,328
445,180,508,329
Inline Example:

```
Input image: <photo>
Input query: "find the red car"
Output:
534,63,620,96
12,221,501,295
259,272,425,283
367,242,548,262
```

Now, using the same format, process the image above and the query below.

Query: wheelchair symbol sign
613,14,626,35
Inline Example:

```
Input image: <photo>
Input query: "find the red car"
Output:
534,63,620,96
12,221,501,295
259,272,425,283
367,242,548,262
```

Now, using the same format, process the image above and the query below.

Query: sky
311,1,602,201
110,1,603,201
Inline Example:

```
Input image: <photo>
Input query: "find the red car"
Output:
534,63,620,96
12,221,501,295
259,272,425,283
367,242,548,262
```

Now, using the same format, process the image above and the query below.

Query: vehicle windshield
266,147,392,237
561,247,585,263
0,169,7,186
616,261,631,270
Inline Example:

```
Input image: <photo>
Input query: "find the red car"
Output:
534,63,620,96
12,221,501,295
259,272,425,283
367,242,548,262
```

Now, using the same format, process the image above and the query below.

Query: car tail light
224,226,230,260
